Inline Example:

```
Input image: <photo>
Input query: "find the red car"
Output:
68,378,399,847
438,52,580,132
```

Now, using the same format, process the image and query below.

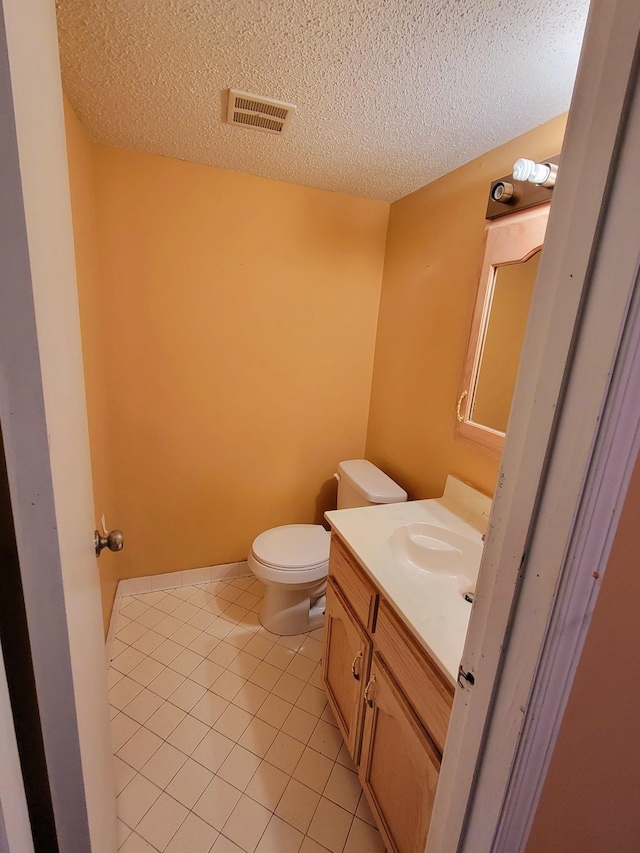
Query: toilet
248,459,407,635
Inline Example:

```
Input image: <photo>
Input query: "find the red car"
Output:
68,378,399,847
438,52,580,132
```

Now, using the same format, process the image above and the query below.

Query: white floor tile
336,743,357,773
191,659,226,689
191,728,235,774
117,773,162,829
264,731,305,775
263,644,296,671
281,707,317,745
168,678,207,712
222,793,271,853
227,651,261,679
110,676,144,711
111,713,141,752
298,637,323,663
211,835,245,853
211,670,246,701
193,775,241,831
188,633,221,657
271,673,306,704
255,694,293,729
323,763,362,814
164,811,219,853
135,607,165,630
117,727,164,771
135,792,189,851
190,691,230,727
244,760,289,811
117,817,132,846
140,741,187,789
355,791,376,826
285,654,317,683
129,657,167,688
167,713,210,755
213,705,253,741
171,623,202,647
295,685,327,718
308,720,342,761
292,748,334,794
232,683,269,715
147,667,186,700
208,641,241,668
112,646,146,675
123,689,165,725
218,743,262,792
306,798,352,853
145,701,187,739
255,815,303,853
238,717,279,759
168,647,204,677
343,817,385,852
132,629,166,655
114,755,136,795
299,838,330,853
275,779,320,833
118,830,159,852
244,635,276,661
166,758,214,809
149,639,183,666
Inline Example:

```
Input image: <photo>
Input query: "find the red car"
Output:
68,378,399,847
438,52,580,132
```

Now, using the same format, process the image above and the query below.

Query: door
0,1,116,851
322,578,372,762
360,655,440,853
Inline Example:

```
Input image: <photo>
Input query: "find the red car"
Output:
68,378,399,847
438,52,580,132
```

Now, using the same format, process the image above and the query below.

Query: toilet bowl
249,460,408,635
248,524,330,635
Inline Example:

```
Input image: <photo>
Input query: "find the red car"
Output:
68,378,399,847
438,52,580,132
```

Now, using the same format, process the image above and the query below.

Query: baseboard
105,560,251,661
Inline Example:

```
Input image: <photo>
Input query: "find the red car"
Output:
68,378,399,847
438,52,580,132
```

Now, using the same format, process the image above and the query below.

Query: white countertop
325,479,490,686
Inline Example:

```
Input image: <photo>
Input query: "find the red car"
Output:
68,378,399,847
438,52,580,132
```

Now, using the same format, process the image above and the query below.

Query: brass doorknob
95,529,124,557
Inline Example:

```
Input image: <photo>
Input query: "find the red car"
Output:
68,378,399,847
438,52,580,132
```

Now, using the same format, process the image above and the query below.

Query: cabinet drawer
329,535,378,631
374,601,453,754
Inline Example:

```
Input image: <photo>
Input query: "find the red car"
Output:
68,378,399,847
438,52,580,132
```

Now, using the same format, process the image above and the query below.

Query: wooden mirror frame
455,204,550,457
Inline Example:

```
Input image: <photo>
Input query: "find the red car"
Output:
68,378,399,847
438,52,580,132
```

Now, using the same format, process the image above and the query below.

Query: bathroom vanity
322,478,490,853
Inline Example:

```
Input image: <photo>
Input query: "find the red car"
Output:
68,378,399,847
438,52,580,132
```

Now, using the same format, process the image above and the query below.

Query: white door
0,1,116,851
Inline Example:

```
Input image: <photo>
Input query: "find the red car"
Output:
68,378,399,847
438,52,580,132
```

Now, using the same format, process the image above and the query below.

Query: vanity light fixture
512,157,558,188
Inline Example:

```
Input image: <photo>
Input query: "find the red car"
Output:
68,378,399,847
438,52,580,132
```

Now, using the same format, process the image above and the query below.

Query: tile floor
109,574,386,853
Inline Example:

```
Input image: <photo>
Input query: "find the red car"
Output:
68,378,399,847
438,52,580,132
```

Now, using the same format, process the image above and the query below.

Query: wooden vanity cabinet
321,578,372,762
360,655,441,853
322,533,454,853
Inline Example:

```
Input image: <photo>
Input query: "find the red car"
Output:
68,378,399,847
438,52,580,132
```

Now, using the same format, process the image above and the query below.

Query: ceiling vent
226,89,296,135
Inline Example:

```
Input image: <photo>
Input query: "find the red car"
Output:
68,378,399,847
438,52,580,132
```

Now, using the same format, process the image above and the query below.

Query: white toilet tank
336,459,408,509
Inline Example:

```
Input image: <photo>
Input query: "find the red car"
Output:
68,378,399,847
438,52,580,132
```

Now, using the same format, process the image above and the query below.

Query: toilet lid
251,524,330,570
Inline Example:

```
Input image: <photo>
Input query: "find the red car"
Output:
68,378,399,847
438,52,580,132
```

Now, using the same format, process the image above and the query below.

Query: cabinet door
360,655,441,853
322,578,372,763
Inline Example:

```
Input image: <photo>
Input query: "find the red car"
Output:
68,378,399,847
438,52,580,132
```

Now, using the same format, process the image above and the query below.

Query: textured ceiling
55,0,589,201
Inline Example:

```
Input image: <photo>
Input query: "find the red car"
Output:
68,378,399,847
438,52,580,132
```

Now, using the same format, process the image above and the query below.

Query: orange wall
63,98,119,631
88,145,389,579
526,450,640,853
365,115,567,499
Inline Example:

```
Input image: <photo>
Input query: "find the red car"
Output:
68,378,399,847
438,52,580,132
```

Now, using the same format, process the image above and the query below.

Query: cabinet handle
364,674,377,708
351,650,363,680
456,390,468,423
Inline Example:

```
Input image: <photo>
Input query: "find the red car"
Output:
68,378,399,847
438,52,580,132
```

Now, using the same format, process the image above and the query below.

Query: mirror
455,205,549,456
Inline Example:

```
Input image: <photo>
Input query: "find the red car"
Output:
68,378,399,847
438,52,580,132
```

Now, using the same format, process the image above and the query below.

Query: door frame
0,636,33,853
428,0,640,850
0,0,116,850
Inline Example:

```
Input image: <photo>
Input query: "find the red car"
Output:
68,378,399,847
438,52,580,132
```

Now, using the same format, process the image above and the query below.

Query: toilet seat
249,524,330,585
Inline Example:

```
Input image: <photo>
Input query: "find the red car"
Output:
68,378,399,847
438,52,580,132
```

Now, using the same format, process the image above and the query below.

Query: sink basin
388,523,482,586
